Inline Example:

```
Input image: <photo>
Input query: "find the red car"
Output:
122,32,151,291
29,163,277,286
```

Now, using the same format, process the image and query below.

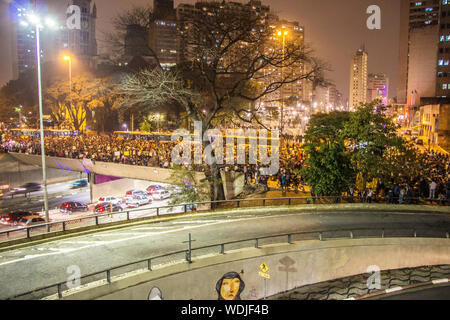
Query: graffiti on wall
148,287,163,300
216,272,245,300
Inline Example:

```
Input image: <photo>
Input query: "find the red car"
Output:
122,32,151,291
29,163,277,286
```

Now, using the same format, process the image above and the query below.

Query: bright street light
18,10,58,230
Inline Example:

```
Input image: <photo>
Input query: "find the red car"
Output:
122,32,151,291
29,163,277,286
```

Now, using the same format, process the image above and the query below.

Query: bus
9,128,78,138
113,130,280,147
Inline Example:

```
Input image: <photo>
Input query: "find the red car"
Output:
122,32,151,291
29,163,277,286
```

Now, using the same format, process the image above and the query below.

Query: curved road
0,208,449,299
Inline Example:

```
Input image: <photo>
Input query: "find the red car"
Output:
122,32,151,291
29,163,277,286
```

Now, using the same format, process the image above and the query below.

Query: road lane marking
131,227,173,231
171,220,218,224
0,211,365,268
0,220,235,267
93,232,151,237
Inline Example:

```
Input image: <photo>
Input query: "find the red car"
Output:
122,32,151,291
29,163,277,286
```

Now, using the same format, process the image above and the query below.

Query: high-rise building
349,48,368,109
148,0,178,68
10,0,64,78
396,0,450,124
10,0,98,79
63,0,97,64
367,73,389,105
124,24,151,58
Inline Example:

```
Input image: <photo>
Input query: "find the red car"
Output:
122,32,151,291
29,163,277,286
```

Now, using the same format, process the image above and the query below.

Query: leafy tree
45,74,121,132
300,111,353,196
0,71,38,126
168,165,210,206
343,101,406,190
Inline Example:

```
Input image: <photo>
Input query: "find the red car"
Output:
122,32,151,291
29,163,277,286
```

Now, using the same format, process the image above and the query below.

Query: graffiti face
148,287,163,300
216,272,245,300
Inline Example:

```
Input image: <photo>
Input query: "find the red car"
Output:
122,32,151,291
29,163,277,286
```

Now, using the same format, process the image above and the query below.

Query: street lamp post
20,13,57,231
35,21,50,230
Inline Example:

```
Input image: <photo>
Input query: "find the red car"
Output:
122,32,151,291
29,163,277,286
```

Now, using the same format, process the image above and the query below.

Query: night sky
0,0,400,101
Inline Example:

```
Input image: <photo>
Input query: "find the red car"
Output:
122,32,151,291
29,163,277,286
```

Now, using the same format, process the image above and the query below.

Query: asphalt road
0,209,449,299
0,181,90,213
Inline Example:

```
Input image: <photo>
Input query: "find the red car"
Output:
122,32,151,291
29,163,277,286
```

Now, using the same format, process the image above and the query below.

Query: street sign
259,271,270,279
259,262,269,273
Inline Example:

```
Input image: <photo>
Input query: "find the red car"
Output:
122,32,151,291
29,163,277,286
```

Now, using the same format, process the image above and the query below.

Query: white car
125,195,152,208
98,196,122,206
152,190,171,201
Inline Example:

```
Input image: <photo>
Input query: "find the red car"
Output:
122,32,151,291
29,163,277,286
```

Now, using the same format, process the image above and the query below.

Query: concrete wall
58,237,450,300
7,153,207,187
221,171,245,200
407,26,438,107
0,154,81,188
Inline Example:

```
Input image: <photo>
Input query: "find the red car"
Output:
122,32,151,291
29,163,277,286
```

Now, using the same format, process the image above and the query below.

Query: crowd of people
1,130,449,203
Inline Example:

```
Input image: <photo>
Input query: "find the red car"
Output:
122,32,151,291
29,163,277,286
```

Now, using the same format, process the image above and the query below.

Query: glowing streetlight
18,10,58,229
64,56,72,110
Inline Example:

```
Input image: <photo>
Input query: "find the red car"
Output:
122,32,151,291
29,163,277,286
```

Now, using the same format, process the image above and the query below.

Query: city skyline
0,0,400,102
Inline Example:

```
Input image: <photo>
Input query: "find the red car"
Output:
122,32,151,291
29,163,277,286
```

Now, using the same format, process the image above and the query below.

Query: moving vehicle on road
12,182,42,195
94,202,123,213
17,215,46,227
146,185,165,195
125,190,148,198
1,211,34,225
152,189,171,200
59,202,89,213
97,196,122,206
71,179,88,188
125,195,152,208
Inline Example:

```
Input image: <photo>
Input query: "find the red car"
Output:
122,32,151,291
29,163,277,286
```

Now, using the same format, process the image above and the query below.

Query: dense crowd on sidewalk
1,131,449,202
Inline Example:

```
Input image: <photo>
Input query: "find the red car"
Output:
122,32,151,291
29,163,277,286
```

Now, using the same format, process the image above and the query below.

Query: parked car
125,195,152,208
71,179,88,188
17,215,46,227
125,190,148,198
97,196,122,206
12,182,41,195
152,189,171,201
146,185,165,195
1,211,34,225
94,202,123,213
415,139,424,145
59,202,89,213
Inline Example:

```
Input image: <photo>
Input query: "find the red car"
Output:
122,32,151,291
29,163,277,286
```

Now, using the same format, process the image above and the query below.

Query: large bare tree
119,3,326,200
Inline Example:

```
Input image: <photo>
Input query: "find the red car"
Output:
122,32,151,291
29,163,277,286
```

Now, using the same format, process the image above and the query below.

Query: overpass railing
0,195,449,244
5,226,449,300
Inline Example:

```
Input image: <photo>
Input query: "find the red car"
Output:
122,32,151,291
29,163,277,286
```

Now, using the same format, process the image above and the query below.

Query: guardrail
0,195,449,243
5,226,449,300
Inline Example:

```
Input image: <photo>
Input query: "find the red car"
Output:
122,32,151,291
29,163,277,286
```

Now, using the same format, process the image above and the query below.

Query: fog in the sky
0,0,400,101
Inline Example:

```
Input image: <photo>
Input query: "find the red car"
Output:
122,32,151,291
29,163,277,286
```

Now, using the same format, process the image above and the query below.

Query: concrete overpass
0,204,448,300
5,153,210,201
